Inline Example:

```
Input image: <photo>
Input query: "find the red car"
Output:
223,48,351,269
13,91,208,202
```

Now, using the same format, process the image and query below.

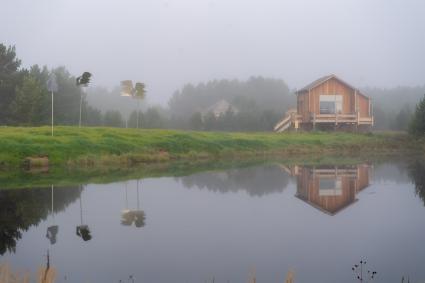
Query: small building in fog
203,99,239,118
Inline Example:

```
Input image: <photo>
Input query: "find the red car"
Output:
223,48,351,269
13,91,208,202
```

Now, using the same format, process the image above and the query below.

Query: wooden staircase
274,109,297,132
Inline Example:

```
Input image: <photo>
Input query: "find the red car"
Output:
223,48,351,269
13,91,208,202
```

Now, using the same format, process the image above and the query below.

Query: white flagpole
47,73,57,137
136,99,140,129
51,90,54,136
79,92,83,128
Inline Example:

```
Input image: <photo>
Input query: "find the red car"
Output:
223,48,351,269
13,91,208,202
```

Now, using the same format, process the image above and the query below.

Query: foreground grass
0,126,414,170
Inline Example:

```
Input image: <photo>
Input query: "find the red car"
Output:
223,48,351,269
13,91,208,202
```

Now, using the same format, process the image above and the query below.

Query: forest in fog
1,43,423,132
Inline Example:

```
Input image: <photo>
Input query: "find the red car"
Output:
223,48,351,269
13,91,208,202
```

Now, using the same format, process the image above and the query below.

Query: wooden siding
297,92,310,122
357,94,369,118
357,165,370,191
309,78,356,115
296,169,356,215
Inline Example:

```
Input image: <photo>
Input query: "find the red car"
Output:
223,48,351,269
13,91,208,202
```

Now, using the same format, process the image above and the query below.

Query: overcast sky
2,0,425,105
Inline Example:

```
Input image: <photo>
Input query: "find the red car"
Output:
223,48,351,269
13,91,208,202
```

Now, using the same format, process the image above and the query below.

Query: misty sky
2,0,425,105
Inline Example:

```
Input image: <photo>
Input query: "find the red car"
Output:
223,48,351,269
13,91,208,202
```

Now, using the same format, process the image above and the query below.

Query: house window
319,178,342,196
320,95,343,114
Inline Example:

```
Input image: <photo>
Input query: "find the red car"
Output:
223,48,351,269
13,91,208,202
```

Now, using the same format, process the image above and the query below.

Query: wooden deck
309,113,373,125
274,111,373,132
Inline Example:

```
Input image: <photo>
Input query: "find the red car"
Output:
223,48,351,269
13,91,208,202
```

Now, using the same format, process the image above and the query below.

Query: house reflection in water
291,164,371,215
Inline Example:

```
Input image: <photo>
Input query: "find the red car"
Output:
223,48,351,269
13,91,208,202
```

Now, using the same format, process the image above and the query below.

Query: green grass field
0,126,412,169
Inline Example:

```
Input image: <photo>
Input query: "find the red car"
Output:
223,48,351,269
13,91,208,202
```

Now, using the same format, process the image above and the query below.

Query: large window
320,95,342,114
319,178,342,196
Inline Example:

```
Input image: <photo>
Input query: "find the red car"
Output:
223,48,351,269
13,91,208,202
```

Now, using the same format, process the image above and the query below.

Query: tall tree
128,110,144,128
143,107,164,128
103,110,124,127
9,76,49,125
189,112,203,130
392,104,413,131
53,67,85,125
83,105,103,126
0,44,23,124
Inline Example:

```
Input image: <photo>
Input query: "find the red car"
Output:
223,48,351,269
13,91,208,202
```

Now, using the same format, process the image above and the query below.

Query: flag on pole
120,80,133,97
47,73,58,92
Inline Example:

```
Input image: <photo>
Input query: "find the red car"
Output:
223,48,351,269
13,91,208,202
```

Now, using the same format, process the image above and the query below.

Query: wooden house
274,75,374,132
294,164,371,215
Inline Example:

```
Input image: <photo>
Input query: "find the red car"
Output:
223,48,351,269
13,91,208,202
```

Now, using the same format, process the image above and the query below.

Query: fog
2,0,425,105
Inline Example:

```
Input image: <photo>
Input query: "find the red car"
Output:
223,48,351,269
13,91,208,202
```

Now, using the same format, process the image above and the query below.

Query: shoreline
0,153,414,190
0,126,421,172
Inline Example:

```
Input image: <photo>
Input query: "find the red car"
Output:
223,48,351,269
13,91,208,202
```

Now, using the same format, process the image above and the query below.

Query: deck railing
309,112,373,125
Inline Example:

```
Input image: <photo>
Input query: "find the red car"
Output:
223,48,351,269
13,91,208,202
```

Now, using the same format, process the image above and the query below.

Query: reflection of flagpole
46,185,59,245
125,182,128,209
76,185,92,241
79,185,83,225
137,180,140,210
51,185,54,216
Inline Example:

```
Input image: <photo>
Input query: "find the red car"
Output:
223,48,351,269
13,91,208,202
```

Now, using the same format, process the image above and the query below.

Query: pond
1,159,425,283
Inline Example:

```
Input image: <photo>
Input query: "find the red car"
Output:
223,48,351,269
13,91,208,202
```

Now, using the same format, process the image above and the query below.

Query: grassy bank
0,126,415,170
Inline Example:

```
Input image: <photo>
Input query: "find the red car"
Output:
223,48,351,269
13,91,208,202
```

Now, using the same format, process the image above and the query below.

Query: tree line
364,86,425,131
0,44,104,127
1,42,425,134
0,44,157,128
165,77,293,131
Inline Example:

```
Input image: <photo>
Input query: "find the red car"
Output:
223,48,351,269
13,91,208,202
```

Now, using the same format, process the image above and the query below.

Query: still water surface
1,160,425,283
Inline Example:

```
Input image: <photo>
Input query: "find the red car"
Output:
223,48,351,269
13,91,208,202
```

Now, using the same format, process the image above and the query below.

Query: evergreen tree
190,112,203,130
0,44,24,124
144,107,164,128
409,94,425,136
53,67,85,125
103,110,124,127
9,76,49,125
128,110,144,128
391,104,412,131
84,105,103,126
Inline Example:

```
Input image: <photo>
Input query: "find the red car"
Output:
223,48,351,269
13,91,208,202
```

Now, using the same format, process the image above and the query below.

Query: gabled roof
296,75,335,93
295,194,359,216
296,74,369,99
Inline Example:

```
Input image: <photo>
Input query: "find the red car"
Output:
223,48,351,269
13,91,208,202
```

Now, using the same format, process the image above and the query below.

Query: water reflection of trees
372,162,411,184
408,160,425,206
374,159,425,206
177,164,290,196
0,186,82,255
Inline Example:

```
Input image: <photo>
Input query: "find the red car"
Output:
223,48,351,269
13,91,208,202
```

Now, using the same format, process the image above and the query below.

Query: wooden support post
354,89,358,113
368,99,370,117
357,111,360,128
